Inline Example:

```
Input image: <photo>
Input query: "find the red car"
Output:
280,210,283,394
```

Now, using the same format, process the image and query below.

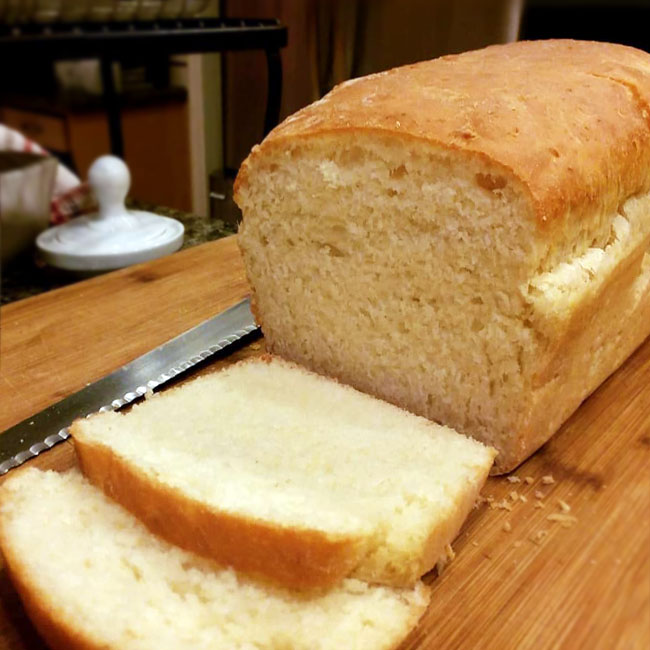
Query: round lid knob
88,155,132,222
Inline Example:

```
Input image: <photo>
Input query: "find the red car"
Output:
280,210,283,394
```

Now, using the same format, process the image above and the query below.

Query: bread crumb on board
546,513,578,528
436,543,457,575
482,474,577,549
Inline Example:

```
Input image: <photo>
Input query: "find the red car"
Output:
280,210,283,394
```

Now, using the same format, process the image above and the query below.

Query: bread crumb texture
71,357,495,589
235,40,650,473
0,469,430,650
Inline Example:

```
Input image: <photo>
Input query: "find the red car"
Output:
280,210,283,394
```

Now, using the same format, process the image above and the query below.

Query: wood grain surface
0,236,648,650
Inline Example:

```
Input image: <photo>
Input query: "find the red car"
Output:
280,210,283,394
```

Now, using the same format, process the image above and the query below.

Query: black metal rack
0,17,287,157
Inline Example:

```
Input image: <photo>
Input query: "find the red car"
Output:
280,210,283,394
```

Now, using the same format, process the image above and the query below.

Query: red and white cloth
0,123,93,224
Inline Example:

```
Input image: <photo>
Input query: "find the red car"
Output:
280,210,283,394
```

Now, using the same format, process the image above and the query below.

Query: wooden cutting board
0,236,648,650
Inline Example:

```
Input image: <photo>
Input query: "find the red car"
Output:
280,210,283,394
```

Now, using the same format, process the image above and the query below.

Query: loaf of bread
0,468,430,650
235,39,650,474
71,356,494,590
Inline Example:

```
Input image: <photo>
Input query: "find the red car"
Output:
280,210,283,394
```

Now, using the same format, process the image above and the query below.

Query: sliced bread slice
0,468,430,650
71,356,495,589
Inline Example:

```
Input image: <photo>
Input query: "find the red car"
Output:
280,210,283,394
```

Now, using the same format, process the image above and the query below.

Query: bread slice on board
234,39,650,473
0,468,430,650
70,356,495,590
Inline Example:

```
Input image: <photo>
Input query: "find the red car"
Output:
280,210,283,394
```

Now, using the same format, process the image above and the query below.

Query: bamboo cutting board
0,236,648,650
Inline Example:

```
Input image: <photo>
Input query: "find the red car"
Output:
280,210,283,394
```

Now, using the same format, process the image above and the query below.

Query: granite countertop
0,203,237,306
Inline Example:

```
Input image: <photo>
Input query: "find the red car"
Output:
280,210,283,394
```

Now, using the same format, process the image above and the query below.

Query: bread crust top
238,40,650,228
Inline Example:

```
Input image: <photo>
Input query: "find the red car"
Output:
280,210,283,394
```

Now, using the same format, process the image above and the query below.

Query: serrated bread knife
0,297,259,476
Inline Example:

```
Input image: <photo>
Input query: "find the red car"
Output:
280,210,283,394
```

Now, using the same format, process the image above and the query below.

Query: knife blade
0,297,260,475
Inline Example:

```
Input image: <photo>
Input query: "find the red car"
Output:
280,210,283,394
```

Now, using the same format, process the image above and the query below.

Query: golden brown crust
71,428,365,591
236,40,650,230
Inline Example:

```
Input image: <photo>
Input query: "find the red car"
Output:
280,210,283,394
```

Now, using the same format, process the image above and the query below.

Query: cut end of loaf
237,133,538,471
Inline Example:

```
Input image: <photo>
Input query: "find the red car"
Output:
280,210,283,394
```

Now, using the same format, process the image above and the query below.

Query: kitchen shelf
0,17,287,156
0,18,287,60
